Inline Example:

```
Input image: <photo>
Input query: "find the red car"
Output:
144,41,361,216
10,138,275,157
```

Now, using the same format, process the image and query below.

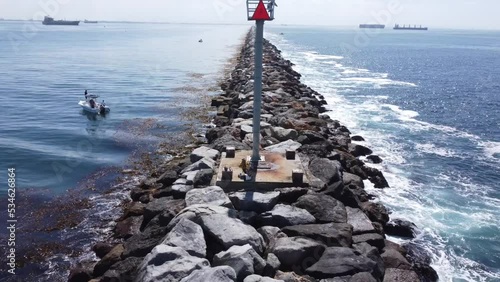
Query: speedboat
79,94,110,115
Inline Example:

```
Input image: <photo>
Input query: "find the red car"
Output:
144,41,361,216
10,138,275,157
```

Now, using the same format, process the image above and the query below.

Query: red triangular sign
252,1,270,20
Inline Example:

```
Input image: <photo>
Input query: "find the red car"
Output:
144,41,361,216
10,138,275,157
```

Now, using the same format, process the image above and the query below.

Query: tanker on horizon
359,24,385,29
42,16,79,26
394,24,428,30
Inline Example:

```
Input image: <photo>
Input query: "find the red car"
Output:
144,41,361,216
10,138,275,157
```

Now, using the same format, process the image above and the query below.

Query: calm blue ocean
0,21,247,194
0,21,248,281
267,26,500,281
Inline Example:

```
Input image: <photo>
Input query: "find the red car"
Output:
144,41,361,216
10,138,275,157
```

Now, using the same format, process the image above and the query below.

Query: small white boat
79,94,110,115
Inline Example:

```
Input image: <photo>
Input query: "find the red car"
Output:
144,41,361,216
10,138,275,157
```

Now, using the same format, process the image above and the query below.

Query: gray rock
193,169,214,186
241,124,254,136
257,204,316,228
135,245,209,282
346,207,375,235
211,134,251,152
275,187,309,204
200,214,265,253
270,237,326,269
166,204,238,231
213,244,266,281
352,233,385,250
93,244,124,277
143,198,185,226
244,274,285,282
263,253,281,277
308,158,341,186
186,186,233,208
191,146,220,163
162,218,206,258
181,158,216,174
171,184,195,198
229,191,280,213
180,266,237,282
381,249,412,270
385,219,418,238
293,194,347,223
281,223,352,247
348,144,373,157
101,257,142,282
264,139,302,154
274,271,317,282
342,173,364,188
305,247,377,278
353,243,385,280
383,268,420,282
157,170,178,186
271,126,299,141
349,272,376,282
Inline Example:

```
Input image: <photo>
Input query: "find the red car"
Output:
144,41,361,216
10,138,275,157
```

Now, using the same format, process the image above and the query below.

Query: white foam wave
478,141,500,160
415,143,460,158
300,51,344,61
383,104,420,120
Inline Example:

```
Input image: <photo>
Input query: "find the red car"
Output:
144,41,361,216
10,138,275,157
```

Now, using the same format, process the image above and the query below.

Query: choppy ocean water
267,26,500,281
0,21,248,281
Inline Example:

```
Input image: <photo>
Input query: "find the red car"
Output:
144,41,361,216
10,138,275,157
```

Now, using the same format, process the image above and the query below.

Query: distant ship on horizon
359,24,385,29
42,16,79,26
84,20,98,24
394,24,428,31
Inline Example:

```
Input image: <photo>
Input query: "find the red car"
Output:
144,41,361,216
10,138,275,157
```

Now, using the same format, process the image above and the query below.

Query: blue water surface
266,26,500,281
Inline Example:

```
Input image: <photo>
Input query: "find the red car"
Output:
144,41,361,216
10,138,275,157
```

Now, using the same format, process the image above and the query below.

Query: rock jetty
69,29,438,282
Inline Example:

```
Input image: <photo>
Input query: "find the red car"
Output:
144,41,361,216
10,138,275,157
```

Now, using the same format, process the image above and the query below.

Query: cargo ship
393,24,428,31
42,16,79,26
359,24,385,29
84,20,98,24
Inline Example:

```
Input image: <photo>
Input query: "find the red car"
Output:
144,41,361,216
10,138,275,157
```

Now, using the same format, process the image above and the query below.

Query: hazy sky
1,0,499,29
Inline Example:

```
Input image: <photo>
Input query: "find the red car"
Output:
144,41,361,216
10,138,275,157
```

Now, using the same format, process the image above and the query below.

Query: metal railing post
251,20,264,167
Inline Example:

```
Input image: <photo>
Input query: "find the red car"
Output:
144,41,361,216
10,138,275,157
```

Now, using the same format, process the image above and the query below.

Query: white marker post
246,0,275,168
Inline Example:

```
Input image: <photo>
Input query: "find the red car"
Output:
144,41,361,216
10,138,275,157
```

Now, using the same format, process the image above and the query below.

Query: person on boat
89,98,96,108
267,0,277,15
84,89,88,100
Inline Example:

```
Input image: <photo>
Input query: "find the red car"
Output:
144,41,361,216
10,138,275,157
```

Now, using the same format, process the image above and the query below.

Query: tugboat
42,16,79,26
359,24,385,29
393,24,428,31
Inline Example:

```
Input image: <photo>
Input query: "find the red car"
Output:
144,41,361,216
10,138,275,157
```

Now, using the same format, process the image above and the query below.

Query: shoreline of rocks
69,29,438,282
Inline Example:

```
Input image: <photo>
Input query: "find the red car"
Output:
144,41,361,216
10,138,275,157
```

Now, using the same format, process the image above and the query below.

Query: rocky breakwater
69,30,438,282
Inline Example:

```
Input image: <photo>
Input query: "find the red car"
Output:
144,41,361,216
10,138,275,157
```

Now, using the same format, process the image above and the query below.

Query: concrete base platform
214,150,309,192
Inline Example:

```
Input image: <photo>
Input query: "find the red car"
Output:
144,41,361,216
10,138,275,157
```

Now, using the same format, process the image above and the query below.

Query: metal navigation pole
247,0,275,168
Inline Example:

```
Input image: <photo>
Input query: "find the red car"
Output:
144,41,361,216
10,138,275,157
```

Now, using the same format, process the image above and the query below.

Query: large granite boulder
229,191,280,213
384,219,417,238
162,218,206,258
264,139,302,154
281,223,352,247
257,204,316,228
308,158,341,186
190,146,220,163
348,144,373,157
135,245,209,282
143,198,185,227
271,126,299,141
186,186,233,208
381,249,412,270
346,207,375,235
181,158,216,174
342,173,364,188
270,237,325,270
274,271,317,282
244,274,285,282
166,204,238,231
200,214,265,253
100,257,143,282
213,244,266,281
179,266,236,282
305,247,377,278
293,194,347,223
361,202,389,225
352,233,385,250
383,268,420,282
